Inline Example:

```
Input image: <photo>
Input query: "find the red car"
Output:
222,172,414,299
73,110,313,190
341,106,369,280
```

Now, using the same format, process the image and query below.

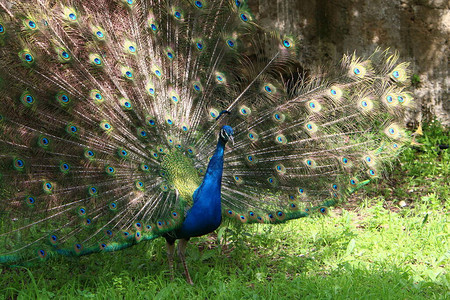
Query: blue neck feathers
174,138,227,239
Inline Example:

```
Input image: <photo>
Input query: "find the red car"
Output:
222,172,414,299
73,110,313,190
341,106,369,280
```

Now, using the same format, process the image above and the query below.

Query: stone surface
251,0,449,126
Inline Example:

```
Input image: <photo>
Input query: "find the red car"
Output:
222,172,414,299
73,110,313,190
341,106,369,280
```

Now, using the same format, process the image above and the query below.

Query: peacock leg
177,238,193,285
165,239,176,281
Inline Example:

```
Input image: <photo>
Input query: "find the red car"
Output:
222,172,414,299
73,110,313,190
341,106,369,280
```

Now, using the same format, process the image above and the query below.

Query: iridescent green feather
0,0,412,265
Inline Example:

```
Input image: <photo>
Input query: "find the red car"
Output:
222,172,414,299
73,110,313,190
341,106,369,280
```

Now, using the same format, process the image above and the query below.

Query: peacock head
219,125,234,144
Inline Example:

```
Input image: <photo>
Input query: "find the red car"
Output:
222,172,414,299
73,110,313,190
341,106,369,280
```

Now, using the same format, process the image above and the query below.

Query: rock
251,0,449,126
399,200,408,207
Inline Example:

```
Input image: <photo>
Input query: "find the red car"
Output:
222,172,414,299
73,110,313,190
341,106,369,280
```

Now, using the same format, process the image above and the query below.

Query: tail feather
0,0,413,264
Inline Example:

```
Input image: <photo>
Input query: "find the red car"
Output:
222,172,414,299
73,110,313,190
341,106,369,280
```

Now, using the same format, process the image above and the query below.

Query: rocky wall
250,0,449,126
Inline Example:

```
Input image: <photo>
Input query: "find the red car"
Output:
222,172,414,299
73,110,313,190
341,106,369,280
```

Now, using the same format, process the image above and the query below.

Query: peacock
0,0,413,285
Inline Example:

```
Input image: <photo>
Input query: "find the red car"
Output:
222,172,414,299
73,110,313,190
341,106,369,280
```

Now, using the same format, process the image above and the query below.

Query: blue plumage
165,126,233,284
173,126,233,239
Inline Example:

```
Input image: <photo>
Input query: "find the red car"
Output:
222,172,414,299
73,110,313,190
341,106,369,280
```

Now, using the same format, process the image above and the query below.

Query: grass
0,121,448,299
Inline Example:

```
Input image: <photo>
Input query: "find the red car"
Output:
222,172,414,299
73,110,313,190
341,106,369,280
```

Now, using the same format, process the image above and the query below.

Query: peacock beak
229,135,234,145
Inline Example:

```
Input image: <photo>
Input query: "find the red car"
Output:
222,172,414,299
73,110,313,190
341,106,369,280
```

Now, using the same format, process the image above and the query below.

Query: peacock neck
204,139,226,184
193,137,226,208
174,138,227,239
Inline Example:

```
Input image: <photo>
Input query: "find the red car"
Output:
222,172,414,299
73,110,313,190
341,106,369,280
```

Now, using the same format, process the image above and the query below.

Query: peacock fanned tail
0,0,413,264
